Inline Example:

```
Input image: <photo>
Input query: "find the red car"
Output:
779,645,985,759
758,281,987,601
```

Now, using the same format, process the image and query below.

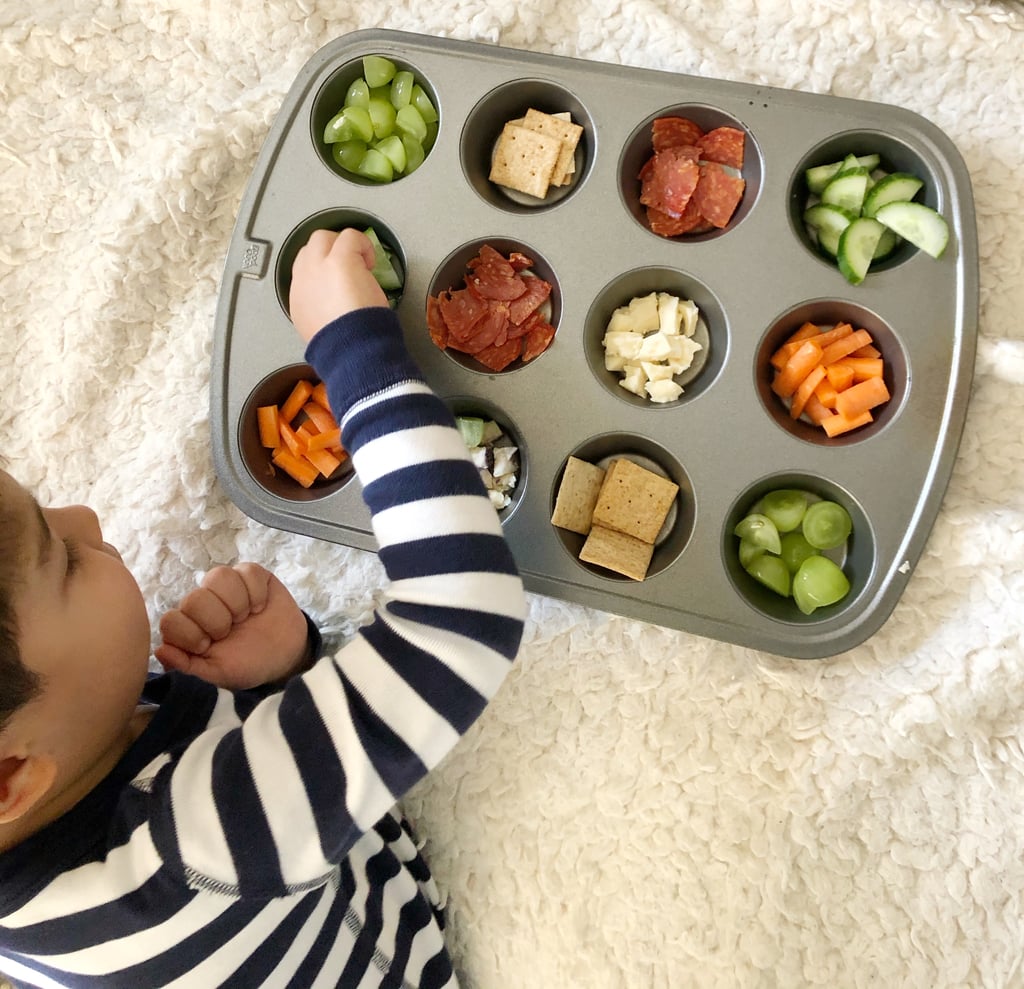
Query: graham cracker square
591,458,679,544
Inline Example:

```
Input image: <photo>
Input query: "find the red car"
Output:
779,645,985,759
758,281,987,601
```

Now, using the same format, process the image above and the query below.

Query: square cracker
551,456,607,534
591,458,679,544
580,524,655,581
489,123,561,199
523,108,583,185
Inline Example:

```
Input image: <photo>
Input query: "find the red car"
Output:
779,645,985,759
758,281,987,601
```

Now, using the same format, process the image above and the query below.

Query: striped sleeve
151,307,526,897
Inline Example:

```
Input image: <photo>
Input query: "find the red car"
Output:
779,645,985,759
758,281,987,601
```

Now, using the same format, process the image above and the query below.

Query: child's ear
0,754,57,824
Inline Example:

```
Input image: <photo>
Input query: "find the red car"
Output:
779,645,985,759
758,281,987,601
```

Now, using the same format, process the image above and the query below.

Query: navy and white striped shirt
0,307,526,987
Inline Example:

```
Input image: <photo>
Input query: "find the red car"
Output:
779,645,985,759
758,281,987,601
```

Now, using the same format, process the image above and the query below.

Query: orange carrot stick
278,420,307,458
821,409,874,438
303,447,342,479
834,376,891,419
280,380,315,424
802,393,833,425
302,401,338,434
311,381,331,411
790,365,826,420
306,427,342,452
825,362,855,392
820,329,873,366
850,343,881,359
814,377,839,409
772,339,824,398
272,448,319,488
835,357,884,381
257,405,279,449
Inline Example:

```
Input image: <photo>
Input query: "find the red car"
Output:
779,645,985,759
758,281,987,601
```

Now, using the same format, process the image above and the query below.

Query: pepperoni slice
466,245,528,301
652,116,704,152
426,294,448,349
474,336,523,372
438,288,489,342
521,319,556,363
460,303,510,355
639,148,701,217
692,162,746,228
697,127,746,170
508,275,551,325
507,251,534,272
647,193,705,237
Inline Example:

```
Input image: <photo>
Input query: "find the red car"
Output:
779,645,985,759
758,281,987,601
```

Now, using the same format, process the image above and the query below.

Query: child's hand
155,564,312,690
288,227,388,343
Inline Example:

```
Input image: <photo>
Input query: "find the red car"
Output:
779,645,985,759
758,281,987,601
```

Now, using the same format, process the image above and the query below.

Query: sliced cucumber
837,217,886,285
873,201,949,259
872,225,900,260
363,226,403,290
803,203,856,257
805,153,882,195
820,168,871,214
455,416,485,447
862,172,925,217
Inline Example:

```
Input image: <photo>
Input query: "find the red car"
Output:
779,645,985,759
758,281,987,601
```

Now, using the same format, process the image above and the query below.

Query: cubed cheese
618,363,647,396
636,332,672,362
645,378,684,403
678,299,700,337
603,331,643,359
657,292,682,335
625,292,660,333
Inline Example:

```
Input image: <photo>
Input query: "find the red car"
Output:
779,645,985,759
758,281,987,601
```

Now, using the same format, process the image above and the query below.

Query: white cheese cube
636,331,672,362
665,335,702,372
626,292,660,333
605,352,629,371
606,306,636,335
678,299,700,337
657,293,683,335
618,363,648,396
641,361,677,382
645,378,684,403
603,331,644,359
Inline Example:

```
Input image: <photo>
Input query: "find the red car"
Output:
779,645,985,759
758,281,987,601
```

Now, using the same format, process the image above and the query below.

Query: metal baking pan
211,29,978,659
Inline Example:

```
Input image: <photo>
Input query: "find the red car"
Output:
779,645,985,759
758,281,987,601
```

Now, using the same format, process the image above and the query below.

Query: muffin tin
211,29,978,659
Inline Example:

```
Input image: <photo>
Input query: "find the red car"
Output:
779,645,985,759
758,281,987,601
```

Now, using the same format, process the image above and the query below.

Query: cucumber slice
805,154,882,195
873,201,949,258
363,226,403,290
872,226,900,260
862,172,925,217
803,203,856,257
455,416,485,447
837,216,886,285
820,168,871,214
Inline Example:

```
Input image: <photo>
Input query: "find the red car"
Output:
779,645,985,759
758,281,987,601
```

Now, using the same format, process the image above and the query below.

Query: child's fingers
329,226,376,271
157,608,213,657
228,562,272,616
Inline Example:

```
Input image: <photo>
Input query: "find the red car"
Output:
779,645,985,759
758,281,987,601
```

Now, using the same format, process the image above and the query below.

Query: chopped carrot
781,321,823,348
802,393,833,425
850,343,881,358
272,448,319,488
790,365,826,420
302,401,337,434
834,376,891,419
278,420,307,458
835,357,884,381
821,409,874,438
825,362,855,392
311,381,331,411
280,380,315,424
303,447,342,479
814,377,839,409
771,339,824,398
257,405,279,449
820,329,873,366
306,427,342,452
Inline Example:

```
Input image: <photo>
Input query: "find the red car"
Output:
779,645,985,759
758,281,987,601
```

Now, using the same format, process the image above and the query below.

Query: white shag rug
3,2,1024,987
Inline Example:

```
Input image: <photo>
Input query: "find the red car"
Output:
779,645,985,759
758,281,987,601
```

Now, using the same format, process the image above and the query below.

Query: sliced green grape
331,139,367,173
367,97,397,140
792,555,850,615
401,135,425,174
323,111,353,144
745,553,791,598
390,70,415,109
362,55,396,89
355,147,393,182
759,489,809,533
802,500,852,549
423,120,439,152
395,104,427,143
779,531,819,575
344,78,370,108
733,513,782,555
375,134,407,174
738,538,766,570
340,105,374,144
411,84,438,123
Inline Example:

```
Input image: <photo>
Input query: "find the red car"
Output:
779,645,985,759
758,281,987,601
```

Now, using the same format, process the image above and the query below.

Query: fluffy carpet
2,1,1023,986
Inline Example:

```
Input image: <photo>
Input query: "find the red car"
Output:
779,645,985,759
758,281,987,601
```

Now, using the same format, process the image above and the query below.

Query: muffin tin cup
212,29,978,659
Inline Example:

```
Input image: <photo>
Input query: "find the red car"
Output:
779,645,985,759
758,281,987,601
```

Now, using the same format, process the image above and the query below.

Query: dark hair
0,508,44,734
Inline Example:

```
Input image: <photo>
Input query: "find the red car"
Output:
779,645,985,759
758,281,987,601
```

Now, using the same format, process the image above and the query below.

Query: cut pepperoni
652,116,704,152
474,336,523,372
467,244,527,301
426,293,448,349
438,288,489,342
460,303,510,355
521,319,556,363
647,194,705,237
692,162,746,228
508,275,552,325
507,252,534,272
696,126,746,170
639,148,700,217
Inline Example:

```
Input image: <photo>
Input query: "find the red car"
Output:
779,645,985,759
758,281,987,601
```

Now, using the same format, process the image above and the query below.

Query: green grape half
779,530,820,575
733,513,782,555
759,489,809,533
745,553,791,598
390,70,415,109
362,55,396,89
792,555,850,615
802,500,852,549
